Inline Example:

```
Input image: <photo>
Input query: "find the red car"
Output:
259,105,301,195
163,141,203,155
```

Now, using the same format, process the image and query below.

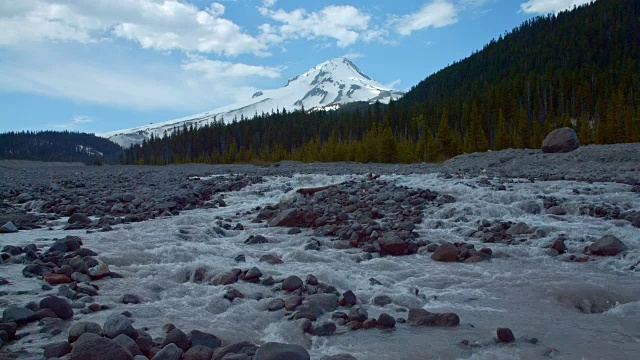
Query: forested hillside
123,0,640,165
0,131,123,164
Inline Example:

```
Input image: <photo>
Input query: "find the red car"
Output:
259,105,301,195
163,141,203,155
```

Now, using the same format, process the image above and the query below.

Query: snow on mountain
98,57,404,148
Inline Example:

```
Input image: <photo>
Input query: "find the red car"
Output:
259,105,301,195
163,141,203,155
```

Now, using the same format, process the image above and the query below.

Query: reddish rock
541,127,579,153
430,243,459,262
378,234,407,256
497,327,515,343
407,309,459,327
43,273,73,285
362,318,378,329
464,255,485,263
550,238,568,254
587,235,627,256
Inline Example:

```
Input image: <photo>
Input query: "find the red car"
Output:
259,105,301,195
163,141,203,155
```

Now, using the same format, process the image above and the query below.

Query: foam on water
1,173,639,359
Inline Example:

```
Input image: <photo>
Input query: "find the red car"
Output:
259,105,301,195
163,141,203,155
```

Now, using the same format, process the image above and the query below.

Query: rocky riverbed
0,144,639,359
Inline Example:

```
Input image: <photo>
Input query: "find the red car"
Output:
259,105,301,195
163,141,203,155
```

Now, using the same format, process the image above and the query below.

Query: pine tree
494,108,510,150
435,109,453,159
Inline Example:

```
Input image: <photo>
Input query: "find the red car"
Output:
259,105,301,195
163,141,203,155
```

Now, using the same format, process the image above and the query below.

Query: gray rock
39,296,74,320
189,329,221,350
407,308,459,327
152,343,184,360
541,127,579,153
348,307,368,322
68,322,103,342
253,342,310,360
431,243,459,262
371,295,393,307
320,354,358,360
121,294,141,304
104,314,135,339
377,313,396,328
1,221,18,233
163,328,189,351
184,345,214,360
114,334,143,357
282,275,303,291
311,322,336,336
212,341,257,360
587,235,627,256
68,213,91,224
71,336,134,360
298,294,339,316
267,299,285,311
268,209,299,227
378,234,407,256
340,290,357,307
245,235,269,245
2,307,36,325
44,341,72,359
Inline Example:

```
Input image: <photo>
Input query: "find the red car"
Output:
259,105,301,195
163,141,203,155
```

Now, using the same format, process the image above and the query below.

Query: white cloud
182,54,283,79
52,115,95,129
343,52,365,60
520,0,594,14
0,0,268,56
262,0,277,7
391,1,459,36
0,45,265,112
258,5,373,47
384,79,401,89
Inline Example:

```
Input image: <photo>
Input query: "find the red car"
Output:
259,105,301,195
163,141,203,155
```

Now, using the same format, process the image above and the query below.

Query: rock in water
0,221,18,233
282,276,303,291
497,327,515,343
431,243,459,262
2,306,37,325
104,314,135,339
254,342,310,360
407,308,459,327
587,235,627,256
541,127,579,153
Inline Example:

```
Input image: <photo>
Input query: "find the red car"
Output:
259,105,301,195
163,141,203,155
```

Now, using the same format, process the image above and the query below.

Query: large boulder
541,127,579,153
407,308,459,327
2,307,36,325
104,314,135,339
188,329,221,350
587,235,627,256
39,296,74,320
253,342,310,360
378,234,407,256
431,243,459,262
71,336,134,360
269,209,299,227
152,343,183,360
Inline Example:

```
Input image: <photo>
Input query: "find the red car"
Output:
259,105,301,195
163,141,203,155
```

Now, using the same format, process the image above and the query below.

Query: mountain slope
0,131,123,164
100,57,404,147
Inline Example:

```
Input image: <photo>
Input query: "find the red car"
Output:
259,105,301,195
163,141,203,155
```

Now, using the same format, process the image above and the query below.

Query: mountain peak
100,57,404,147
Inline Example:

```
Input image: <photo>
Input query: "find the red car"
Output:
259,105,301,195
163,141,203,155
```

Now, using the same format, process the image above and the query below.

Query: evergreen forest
114,0,639,164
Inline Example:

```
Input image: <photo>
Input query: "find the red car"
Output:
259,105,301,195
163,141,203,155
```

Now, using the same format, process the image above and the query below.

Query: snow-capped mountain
99,57,404,147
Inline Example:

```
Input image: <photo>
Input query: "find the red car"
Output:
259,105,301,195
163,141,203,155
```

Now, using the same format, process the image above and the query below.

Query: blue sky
0,0,594,134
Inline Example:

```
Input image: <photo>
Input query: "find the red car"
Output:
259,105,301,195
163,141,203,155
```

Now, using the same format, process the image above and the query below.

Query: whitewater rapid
1,173,639,359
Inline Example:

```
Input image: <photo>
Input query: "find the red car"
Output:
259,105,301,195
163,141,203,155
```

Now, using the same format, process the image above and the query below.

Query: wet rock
224,287,244,301
259,254,283,265
282,275,303,291
320,354,358,360
68,213,91,224
254,342,309,360
68,322,103,342
243,267,262,281
152,343,183,360
547,206,567,216
348,307,368,322
189,329,221,350
587,235,627,256
377,313,396,328
0,323,17,341
372,295,393,307
184,345,214,360
213,271,238,286
71,336,133,360
312,322,337,336
89,264,111,279
267,299,285,311
550,237,568,254
378,234,407,256
23,264,44,278
268,209,300,227
285,296,304,311
431,243,459,262
44,341,72,358
245,235,269,245
212,341,258,360
163,328,189,351
497,327,515,343
104,314,135,339
43,273,73,285
407,309,460,327
1,221,19,233
340,290,357,307
114,334,143,357
288,227,302,235
541,127,579,153
234,254,246,263
305,274,319,286
121,294,142,304
2,307,36,325
36,308,58,320
299,294,339,316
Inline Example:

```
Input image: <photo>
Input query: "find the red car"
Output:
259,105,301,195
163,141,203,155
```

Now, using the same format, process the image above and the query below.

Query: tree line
123,0,640,165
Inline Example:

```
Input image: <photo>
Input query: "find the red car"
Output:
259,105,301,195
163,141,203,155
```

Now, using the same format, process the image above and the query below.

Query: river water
1,173,639,359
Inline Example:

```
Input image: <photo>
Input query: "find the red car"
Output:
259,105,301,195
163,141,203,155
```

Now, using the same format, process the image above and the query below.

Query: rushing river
1,173,639,359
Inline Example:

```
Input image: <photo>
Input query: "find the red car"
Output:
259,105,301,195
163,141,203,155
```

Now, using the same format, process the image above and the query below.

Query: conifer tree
494,108,510,150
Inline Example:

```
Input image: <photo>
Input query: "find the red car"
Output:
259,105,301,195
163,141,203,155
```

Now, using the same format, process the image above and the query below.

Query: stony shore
1,143,639,359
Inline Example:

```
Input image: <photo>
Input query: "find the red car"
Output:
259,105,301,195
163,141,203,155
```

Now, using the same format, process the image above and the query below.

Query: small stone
104,314,135,339
188,330,221,350
372,295,393,307
377,313,396,328
224,287,244,301
311,322,336,336
497,327,515,343
2,307,36,325
259,254,283,265
253,342,309,360
122,294,141,304
44,341,72,358
163,328,189,351
340,290,357,307
348,307,368,322
152,343,183,360
407,308,459,327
